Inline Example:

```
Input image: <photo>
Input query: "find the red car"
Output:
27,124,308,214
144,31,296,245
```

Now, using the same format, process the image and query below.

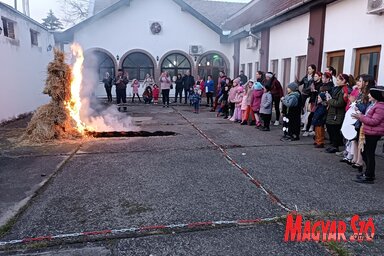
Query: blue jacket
205,80,214,93
312,103,327,127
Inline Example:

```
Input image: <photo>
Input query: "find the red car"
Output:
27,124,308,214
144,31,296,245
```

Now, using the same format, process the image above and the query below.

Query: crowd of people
102,67,384,184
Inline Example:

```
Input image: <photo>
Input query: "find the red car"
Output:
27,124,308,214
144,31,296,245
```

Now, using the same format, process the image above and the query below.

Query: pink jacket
131,80,140,94
251,89,263,112
360,102,384,136
234,92,243,108
159,76,171,90
228,86,237,103
241,89,252,110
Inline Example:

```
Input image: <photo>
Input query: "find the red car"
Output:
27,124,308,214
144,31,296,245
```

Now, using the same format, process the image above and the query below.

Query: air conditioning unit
367,0,384,14
189,45,203,55
246,36,258,49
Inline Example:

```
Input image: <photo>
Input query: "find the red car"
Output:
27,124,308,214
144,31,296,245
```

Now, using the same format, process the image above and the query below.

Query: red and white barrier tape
0,216,280,247
176,110,292,212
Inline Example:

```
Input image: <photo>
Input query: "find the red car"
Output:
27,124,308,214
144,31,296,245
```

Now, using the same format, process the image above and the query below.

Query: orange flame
65,43,93,134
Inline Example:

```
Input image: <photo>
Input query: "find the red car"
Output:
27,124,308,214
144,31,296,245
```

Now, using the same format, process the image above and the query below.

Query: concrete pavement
0,103,383,255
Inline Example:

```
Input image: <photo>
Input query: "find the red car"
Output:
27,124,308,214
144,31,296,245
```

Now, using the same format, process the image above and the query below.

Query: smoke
78,56,137,132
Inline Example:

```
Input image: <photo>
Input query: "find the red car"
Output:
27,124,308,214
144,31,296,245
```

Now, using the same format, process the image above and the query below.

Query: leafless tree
59,0,90,26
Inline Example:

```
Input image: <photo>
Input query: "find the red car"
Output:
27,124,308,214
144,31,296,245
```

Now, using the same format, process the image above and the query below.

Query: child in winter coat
143,86,153,104
251,82,264,128
259,84,273,131
241,81,256,125
312,92,327,148
282,82,302,141
131,79,141,102
228,78,240,119
190,88,202,113
152,84,160,104
230,86,244,122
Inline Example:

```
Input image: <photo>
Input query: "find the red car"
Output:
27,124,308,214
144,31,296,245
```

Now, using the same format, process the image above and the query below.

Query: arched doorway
121,52,155,81
84,49,117,81
198,53,228,84
161,53,191,78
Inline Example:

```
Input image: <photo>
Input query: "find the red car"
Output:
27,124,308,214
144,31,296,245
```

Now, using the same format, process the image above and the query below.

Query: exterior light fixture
194,56,197,62
46,44,52,52
116,54,120,60
0,27,2,35
156,56,159,61
307,36,314,45
207,61,210,66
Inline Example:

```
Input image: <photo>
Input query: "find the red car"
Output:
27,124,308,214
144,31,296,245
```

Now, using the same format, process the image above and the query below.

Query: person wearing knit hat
252,81,264,90
251,81,264,127
287,82,299,91
311,92,328,148
281,82,302,141
352,86,384,184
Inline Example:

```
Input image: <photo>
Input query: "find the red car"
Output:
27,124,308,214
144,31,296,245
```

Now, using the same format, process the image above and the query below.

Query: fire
65,43,93,134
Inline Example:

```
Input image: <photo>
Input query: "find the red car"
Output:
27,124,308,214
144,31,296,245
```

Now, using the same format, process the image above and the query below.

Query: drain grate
86,131,177,138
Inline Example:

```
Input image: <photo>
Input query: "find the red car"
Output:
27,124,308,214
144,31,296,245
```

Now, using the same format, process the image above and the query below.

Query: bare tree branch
59,0,90,26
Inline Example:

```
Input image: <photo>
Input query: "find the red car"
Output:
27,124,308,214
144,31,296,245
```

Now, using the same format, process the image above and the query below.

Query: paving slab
0,156,67,226
3,147,286,240
115,224,329,256
225,145,384,213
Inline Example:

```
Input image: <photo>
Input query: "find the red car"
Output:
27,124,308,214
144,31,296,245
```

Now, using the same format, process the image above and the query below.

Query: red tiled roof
222,0,307,31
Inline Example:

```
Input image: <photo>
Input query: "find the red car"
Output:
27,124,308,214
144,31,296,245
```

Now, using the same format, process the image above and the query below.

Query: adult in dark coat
114,69,129,111
182,70,195,104
174,73,183,103
102,72,113,102
239,70,248,86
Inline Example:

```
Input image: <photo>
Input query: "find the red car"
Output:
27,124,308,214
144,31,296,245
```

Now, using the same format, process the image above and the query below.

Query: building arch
196,51,230,83
83,48,118,81
119,49,156,81
159,50,195,79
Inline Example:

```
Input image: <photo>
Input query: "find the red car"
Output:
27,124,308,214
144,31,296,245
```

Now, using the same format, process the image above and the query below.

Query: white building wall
239,36,260,80
0,6,54,122
71,0,234,96
269,13,309,83
324,0,384,84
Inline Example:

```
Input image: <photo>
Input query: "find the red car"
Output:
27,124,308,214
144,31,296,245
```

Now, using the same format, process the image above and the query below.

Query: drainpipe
14,0,17,10
22,0,30,17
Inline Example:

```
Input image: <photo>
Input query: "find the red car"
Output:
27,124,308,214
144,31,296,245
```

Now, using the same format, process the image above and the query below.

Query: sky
0,0,251,24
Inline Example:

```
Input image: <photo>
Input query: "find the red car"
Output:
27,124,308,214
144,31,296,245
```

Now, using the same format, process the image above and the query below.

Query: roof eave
0,2,52,31
173,0,222,35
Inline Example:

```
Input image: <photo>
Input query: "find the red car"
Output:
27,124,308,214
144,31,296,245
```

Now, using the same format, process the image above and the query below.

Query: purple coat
360,102,384,136
251,89,263,112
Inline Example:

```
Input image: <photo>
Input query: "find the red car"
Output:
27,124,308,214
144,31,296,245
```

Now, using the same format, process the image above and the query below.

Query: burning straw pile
23,49,82,143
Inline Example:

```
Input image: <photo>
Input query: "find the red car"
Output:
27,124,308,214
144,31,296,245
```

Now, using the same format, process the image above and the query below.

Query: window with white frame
248,63,253,79
240,64,245,75
270,59,278,76
1,17,15,39
255,62,260,73
296,55,307,81
30,29,38,46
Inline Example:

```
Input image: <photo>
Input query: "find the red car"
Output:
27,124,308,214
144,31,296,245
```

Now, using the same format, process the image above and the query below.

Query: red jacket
251,89,263,112
360,102,384,136
270,80,284,99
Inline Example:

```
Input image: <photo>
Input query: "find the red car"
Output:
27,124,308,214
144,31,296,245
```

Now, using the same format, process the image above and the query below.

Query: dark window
327,50,345,75
296,55,307,80
161,53,191,78
355,46,381,81
30,29,38,46
122,52,154,81
197,53,227,85
1,17,15,39
84,51,116,81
